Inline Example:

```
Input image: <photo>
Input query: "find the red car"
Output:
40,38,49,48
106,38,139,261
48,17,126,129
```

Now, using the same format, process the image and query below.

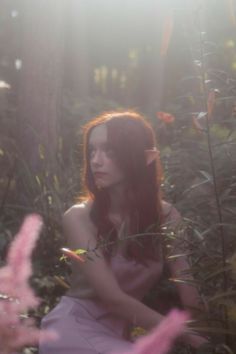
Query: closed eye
88,146,95,158
88,144,115,159
104,146,115,158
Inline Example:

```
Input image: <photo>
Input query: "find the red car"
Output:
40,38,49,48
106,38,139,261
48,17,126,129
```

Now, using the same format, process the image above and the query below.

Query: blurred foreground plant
115,310,188,354
0,215,55,354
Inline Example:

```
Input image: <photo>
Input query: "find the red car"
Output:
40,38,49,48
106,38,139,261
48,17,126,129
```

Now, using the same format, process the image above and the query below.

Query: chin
95,182,111,189
97,181,123,190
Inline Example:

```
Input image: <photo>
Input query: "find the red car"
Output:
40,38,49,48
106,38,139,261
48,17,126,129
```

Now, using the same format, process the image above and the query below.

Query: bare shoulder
63,200,97,250
64,200,92,220
162,200,181,225
63,200,96,233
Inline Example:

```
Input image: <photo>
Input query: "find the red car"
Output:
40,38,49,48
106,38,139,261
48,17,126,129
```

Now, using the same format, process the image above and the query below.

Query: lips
93,172,107,178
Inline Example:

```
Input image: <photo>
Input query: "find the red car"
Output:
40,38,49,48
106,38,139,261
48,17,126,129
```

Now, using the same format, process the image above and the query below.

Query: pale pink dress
39,253,163,354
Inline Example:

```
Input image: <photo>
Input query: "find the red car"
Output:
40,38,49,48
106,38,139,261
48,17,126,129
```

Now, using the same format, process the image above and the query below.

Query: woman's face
88,124,125,189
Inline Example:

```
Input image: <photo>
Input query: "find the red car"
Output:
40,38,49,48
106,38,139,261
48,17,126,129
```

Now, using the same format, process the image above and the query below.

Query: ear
145,148,159,165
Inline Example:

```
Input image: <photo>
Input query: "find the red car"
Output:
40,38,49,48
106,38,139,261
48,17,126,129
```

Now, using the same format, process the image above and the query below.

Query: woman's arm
164,204,202,314
164,203,208,347
63,204,164,331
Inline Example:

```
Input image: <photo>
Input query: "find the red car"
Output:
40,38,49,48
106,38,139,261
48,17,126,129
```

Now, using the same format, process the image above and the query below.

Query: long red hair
81,111,163,262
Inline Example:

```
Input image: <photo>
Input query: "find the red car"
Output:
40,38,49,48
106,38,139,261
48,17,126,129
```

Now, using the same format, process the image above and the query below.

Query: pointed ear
145,148,159,165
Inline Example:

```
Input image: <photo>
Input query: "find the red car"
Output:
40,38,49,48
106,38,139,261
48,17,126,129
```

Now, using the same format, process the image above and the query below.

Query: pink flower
0,215,56,354
114,309,189,354
157,112,175,124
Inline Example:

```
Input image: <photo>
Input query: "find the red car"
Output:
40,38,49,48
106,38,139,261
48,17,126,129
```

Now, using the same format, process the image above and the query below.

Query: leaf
223,207,236,216
38,144,45,160
208,290,236,303
191,326,236,335
197,112,207,119
199,170,212,182
47,195,52,205
192,114,207,133
203,264,232,281
61,248,85,263
179,75,202,83
203,51,217,58
215,344,234,354
58,136,63,151
193,60,202,68
74,248,87,255
167,253,190,260
193,229,204,241
53,175,60,190
130,326,147,339
182,178,211,196
35,175,41,187
54,276,70,289
169,278,200,286
59,255,67,261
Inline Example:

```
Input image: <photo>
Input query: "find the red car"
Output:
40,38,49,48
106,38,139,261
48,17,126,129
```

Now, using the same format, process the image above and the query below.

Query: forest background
0,0,236,353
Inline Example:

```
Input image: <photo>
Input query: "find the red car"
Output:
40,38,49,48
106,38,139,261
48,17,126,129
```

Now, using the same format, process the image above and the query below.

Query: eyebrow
88,142,110,149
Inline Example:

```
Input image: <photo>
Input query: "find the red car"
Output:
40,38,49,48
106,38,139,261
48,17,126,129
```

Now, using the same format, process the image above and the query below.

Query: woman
39,111,206,354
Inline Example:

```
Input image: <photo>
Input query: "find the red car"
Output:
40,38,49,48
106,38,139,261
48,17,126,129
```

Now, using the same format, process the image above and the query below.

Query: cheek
111,165,125,181
108,160,122,175
102,159,124,183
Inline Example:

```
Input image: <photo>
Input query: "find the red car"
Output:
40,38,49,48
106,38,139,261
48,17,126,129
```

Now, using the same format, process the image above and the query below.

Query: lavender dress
39,253,163,354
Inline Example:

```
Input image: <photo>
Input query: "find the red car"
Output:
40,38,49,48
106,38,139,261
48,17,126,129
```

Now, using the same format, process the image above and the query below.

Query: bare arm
63,204,164,331
164,205,202,314
164,204,208,346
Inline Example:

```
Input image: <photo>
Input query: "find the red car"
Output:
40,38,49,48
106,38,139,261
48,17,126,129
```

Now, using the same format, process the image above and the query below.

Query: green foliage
153,4,236,352
0,1,236,353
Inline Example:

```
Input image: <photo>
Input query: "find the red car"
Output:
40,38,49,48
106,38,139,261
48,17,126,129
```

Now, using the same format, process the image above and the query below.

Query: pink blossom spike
0,214,55,354
7,214,43,282
114,309,189,354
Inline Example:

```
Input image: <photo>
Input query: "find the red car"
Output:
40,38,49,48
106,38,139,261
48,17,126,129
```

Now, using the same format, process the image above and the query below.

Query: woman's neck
107,182,127,217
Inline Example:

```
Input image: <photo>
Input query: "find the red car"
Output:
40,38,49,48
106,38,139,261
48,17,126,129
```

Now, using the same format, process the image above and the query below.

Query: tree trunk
64,0,90,100
18,0,66,174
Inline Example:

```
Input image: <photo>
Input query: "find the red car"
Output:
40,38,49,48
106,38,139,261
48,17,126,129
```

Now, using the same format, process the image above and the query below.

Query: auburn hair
81,111,164,262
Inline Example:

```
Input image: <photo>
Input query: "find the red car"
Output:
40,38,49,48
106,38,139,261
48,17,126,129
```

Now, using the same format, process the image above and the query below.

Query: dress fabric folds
39,253,163,354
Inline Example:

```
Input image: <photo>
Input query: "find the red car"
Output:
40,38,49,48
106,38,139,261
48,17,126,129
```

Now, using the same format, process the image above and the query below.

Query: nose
90,150,104,167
